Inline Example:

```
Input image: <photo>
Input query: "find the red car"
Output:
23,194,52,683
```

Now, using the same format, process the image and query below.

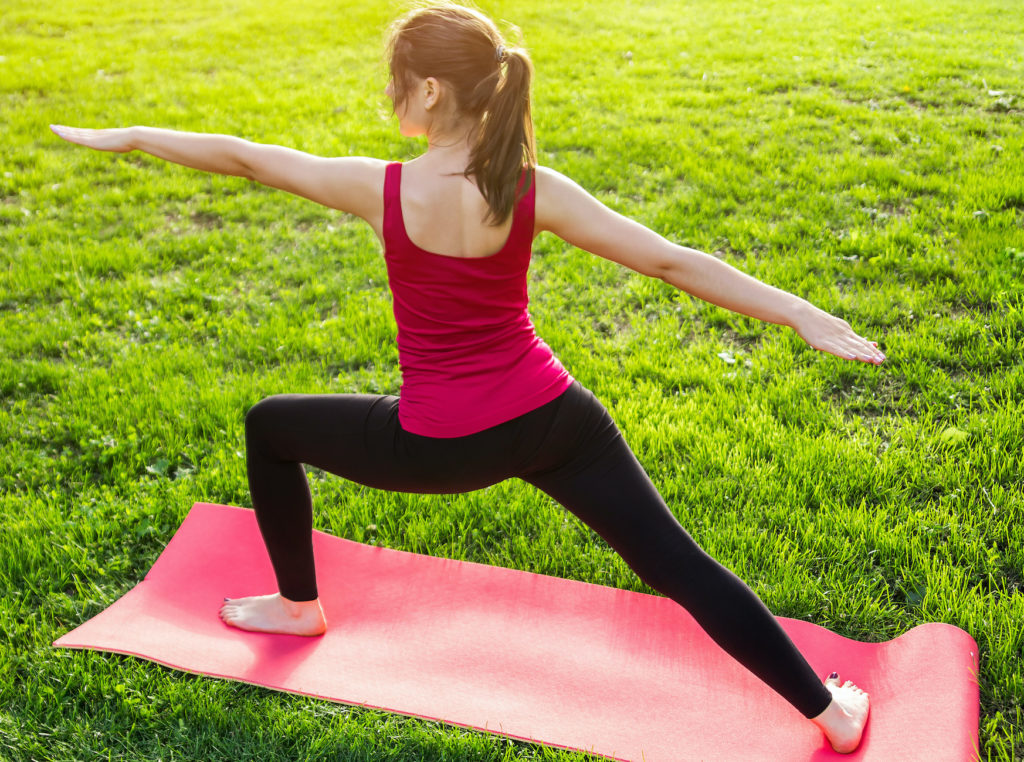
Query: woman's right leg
525,436,837,720
518,383,867,743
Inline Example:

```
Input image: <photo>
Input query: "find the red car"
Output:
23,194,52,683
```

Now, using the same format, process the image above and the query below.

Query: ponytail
465,47,536,225
386,3,537,226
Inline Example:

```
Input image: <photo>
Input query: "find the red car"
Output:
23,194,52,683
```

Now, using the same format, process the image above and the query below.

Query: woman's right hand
791,300,886,365
50,125,135,153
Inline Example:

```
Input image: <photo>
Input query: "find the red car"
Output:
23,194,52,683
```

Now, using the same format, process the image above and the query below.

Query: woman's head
385,2,536,225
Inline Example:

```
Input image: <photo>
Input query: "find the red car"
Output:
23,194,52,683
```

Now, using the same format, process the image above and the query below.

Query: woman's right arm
534,166,885,365
49,125,385,224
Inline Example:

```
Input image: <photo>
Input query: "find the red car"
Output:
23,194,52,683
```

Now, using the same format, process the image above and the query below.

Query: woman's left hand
50,125,136,153
792,302,886,365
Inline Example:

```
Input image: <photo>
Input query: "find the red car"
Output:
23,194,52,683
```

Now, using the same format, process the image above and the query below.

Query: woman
52,2,877,753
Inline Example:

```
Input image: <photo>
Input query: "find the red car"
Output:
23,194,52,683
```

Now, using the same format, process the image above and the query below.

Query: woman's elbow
231,139,262,181
640,243,680,282
652,246,695,289
651,256,676,282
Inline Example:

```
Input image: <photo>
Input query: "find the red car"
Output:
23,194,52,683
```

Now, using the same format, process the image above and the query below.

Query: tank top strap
382,162,403,246
383,162,402,218
506,168,536,250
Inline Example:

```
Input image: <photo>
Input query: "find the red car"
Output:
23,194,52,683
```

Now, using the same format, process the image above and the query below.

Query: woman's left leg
227,388,570,634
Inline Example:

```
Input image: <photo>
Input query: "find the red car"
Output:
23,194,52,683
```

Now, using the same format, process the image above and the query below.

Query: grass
2,0,1023,758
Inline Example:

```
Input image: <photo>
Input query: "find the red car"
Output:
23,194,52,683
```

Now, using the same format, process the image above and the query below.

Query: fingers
50,124,131,152
51,125,93,138
855,338,885,364
831,318,885,363
815,335,885,364
50,124,72,141
50,124,99,148
843,336,886,364
816,322,886,364
797,307,886,364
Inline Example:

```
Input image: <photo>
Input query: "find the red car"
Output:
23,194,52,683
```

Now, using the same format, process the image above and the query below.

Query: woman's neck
420,119,475,171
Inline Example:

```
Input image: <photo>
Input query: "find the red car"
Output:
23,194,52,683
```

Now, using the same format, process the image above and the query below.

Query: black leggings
244,380,833,719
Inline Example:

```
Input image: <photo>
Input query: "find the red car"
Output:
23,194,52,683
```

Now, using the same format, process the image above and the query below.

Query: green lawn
2,0,1022,759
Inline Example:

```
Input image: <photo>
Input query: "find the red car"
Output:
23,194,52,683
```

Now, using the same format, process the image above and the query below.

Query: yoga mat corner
54,502,981,761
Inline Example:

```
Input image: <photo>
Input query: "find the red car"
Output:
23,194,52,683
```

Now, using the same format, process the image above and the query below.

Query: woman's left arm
534,167,885,364
49,125,384,223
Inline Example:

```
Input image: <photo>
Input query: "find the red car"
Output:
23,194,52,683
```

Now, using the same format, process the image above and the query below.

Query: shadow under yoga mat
54,502,979,761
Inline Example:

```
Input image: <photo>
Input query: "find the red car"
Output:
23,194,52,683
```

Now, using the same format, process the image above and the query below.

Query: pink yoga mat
54,503,980,760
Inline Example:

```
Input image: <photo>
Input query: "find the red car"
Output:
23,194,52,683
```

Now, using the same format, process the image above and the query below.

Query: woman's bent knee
244,395,289,443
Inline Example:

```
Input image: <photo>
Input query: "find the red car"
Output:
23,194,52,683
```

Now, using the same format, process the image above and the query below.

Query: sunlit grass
2,0,1023,759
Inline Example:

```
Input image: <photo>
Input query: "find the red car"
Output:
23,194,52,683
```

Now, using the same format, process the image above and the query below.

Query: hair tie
495,45,507,63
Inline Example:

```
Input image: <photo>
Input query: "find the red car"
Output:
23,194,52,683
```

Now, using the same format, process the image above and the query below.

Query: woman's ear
423,77,441,111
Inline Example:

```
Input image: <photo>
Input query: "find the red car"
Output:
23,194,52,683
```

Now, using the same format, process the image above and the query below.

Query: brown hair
385,2,536,225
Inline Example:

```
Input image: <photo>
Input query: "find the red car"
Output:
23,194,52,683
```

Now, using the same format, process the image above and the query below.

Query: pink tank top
382,162,574,437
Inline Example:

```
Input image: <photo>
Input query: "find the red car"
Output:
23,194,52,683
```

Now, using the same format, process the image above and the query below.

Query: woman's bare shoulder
296,155,391,226
534,164,575,189
533,164,602,234
334,156,390,195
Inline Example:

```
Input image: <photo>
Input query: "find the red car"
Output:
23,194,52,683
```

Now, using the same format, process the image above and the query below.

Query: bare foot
219,592,327,636
810,672,870,753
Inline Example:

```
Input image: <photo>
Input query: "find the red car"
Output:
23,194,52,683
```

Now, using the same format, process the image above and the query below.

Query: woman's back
382,160,573,438
397,157,518,259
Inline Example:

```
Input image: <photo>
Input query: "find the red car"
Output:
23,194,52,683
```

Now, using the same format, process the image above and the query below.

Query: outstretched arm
534,166,885,365
49,125,384,224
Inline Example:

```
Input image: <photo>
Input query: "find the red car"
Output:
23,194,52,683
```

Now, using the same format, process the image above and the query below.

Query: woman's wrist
784,295,816,330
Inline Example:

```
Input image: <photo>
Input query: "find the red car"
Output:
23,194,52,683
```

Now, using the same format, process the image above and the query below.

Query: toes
825,672,841,686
